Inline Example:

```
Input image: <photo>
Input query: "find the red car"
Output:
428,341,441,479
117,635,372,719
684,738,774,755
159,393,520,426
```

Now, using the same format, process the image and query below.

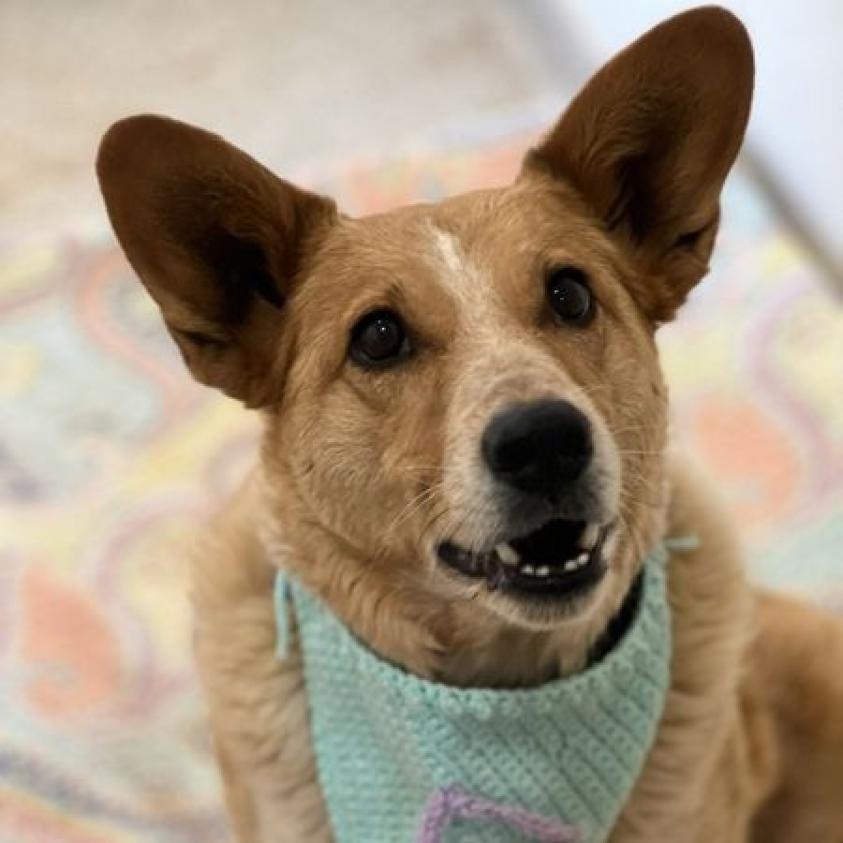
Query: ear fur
96,115,336,406
523,6,754,322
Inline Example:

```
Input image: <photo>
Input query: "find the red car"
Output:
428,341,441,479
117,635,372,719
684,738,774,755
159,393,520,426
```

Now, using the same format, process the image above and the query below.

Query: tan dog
96,7,843,842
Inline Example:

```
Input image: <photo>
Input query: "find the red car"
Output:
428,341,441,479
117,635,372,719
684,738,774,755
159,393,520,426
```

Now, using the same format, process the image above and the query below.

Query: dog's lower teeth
580,523,600,550
511,553,595,579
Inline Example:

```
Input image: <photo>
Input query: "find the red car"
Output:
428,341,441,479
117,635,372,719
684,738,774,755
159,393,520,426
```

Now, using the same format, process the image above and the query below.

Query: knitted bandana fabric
273,547,672,843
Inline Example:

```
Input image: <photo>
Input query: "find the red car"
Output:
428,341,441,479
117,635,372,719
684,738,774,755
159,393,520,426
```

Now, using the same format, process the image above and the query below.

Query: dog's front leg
193,481,333,843
204,640,332,843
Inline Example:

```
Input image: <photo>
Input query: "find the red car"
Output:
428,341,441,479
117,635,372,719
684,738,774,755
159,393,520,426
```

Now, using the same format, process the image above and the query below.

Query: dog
96,7,843,842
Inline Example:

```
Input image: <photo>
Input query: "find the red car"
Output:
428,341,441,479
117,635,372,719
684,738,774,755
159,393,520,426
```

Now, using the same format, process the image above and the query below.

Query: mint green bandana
274,546,673,842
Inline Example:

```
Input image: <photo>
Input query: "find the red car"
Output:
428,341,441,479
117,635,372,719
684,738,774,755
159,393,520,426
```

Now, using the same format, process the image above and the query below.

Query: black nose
481,399,593,496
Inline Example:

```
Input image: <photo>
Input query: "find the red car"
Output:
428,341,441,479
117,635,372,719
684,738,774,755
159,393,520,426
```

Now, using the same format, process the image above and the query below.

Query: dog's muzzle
437,398,613,600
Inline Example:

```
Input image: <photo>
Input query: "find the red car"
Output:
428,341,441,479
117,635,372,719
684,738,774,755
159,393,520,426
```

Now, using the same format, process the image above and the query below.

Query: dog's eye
546,267,593,325
349,309,409,367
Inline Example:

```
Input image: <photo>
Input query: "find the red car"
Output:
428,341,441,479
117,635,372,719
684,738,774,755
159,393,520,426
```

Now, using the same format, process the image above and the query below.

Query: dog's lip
436,519,610,597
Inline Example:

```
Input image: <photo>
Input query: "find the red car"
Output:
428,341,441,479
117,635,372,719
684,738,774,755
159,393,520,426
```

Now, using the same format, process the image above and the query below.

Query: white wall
537,0,843,281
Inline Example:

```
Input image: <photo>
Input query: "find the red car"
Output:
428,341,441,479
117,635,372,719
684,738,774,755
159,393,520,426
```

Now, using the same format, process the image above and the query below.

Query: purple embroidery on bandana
415,786,580,843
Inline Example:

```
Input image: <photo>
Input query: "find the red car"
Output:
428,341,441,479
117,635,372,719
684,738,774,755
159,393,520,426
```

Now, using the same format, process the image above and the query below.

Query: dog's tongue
510,518,584,565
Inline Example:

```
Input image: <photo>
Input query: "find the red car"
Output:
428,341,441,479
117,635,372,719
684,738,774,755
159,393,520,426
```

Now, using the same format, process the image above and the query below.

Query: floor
2,0,564,242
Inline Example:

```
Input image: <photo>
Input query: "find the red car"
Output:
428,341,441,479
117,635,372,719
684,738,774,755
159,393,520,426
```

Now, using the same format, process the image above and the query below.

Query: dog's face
98,9,752,652
265,182,662,633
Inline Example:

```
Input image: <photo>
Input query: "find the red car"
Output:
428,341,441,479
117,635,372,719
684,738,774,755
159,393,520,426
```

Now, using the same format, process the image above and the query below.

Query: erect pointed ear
96,115,337,406
522,7,753,322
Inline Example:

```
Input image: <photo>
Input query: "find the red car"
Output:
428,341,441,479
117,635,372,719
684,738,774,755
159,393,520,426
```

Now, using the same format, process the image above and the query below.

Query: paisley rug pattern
1,126,841,842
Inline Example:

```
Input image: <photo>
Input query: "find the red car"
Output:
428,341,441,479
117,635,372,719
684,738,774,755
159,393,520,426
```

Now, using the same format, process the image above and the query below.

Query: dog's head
98,8,752,672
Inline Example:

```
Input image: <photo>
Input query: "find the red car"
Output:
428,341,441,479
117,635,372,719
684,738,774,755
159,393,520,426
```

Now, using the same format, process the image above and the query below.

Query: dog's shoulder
611,452,760,840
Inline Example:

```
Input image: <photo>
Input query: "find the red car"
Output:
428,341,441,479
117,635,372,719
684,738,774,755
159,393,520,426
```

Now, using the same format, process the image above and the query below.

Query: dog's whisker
386,484,443,535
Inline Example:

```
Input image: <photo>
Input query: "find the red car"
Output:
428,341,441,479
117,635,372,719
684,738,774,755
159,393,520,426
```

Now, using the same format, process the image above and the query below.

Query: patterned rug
1,127,841,842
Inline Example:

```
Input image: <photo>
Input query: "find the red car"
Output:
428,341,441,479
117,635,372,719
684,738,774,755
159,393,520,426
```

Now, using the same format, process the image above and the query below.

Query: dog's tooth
535,565,550,577
577,552,589,567
580,523,600,550
496,542,520,566
564,559,578,572
521,564,536,575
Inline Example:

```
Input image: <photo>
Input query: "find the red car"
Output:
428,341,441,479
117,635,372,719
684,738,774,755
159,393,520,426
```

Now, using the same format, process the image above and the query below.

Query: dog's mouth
436,518,609,599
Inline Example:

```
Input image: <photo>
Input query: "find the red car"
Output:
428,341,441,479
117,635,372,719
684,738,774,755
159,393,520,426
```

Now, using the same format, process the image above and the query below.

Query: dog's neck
261,515,655,691
426,564,647,688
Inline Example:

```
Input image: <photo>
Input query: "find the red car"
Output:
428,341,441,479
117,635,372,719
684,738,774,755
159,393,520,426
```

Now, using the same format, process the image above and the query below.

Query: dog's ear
97,115,337,406
523,7,753,322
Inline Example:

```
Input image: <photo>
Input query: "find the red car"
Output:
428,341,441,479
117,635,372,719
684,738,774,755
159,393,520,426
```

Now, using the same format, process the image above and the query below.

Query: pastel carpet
1,125,841,842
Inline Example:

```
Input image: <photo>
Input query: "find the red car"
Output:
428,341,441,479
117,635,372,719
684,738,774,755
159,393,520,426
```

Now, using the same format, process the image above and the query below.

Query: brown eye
546,267,594,325
349,309,409,367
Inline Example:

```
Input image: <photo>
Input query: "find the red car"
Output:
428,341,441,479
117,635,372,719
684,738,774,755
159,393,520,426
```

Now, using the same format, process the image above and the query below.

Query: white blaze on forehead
433,227,464,275
430,226,496,324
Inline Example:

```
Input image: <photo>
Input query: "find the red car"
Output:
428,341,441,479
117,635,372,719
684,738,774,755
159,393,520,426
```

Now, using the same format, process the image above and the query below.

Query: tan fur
97,7,843,842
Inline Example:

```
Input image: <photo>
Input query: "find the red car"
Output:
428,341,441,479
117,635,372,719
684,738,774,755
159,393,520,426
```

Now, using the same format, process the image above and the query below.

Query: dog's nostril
481,399,593,495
